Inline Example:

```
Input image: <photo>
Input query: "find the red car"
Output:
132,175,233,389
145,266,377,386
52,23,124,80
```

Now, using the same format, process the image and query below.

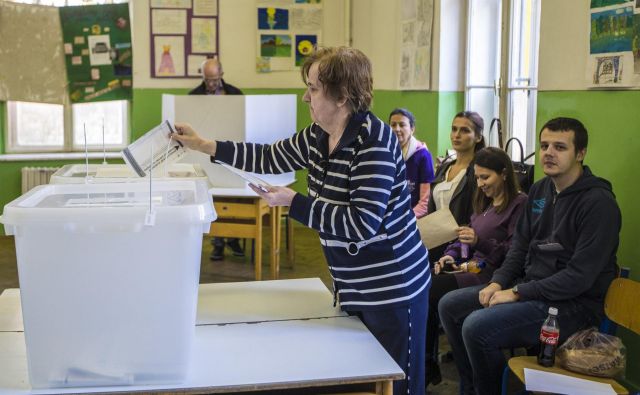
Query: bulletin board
59,3,132,103
255,0,323,73
149,0,219,78
588,0,640,87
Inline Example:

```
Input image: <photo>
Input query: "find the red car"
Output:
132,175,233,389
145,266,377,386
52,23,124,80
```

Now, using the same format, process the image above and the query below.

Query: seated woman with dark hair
425,147,527,387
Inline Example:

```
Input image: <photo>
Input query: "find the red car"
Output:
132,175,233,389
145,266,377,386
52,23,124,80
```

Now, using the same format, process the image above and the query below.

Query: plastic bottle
460,243,469,259
537,307,560,367
464,260,486,273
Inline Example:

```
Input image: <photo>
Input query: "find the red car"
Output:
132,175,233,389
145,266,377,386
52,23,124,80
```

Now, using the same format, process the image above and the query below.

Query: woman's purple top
405,146,435,208
444,192,527,288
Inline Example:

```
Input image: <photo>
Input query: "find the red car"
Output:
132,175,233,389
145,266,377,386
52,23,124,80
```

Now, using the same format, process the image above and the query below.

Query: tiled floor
0,223,464,394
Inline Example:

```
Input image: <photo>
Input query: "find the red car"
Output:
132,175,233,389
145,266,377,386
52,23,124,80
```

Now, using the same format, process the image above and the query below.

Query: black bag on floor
505,137,534,193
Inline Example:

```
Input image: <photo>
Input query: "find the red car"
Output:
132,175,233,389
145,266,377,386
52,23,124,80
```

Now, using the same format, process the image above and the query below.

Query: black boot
425,359,442,386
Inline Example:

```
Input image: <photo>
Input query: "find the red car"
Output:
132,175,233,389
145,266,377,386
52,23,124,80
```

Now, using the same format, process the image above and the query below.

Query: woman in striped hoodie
173,46,431,395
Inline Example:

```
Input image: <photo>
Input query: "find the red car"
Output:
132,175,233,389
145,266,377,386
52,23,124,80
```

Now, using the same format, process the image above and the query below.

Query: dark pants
438,285,600,395
350,286,428,395
426,272,458,363
213,237,239,247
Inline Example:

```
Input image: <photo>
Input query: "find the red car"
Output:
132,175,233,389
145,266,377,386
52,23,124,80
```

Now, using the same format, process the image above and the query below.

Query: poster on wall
398,0,433,90
150,0,219,78
256,1,323,73
59,3,132,103
588,1,639,87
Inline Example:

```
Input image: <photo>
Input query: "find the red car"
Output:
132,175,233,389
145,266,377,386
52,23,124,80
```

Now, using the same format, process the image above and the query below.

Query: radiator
21,167,60,194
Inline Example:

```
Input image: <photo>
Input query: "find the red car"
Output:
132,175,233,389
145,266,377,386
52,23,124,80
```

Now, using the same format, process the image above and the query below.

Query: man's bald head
201,58,224,94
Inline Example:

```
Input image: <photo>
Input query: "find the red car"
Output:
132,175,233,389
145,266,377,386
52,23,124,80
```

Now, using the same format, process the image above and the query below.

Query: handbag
488,118,504,148
504,137,534,193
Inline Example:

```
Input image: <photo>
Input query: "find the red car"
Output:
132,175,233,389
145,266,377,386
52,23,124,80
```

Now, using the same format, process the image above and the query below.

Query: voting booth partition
162,94,298,188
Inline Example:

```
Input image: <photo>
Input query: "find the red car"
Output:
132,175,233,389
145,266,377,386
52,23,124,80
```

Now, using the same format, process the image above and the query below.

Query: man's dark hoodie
491,166,621,319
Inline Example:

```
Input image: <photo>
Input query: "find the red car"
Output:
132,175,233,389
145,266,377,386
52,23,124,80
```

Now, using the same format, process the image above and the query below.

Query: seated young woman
425,147,527,387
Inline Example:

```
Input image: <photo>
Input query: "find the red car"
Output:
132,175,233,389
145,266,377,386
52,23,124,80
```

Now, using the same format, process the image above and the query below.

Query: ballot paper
214,160,271,192
524,368,616,395
416,208,459,249
122,121,186,177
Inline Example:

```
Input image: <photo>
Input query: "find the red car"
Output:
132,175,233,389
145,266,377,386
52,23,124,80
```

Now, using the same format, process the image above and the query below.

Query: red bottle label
540,329,559,345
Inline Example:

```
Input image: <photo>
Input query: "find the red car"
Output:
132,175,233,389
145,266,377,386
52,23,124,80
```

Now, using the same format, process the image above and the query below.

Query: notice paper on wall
122,120,186,177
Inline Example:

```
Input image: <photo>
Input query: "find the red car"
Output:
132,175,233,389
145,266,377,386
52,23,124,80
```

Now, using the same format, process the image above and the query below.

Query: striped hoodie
213,111,431,311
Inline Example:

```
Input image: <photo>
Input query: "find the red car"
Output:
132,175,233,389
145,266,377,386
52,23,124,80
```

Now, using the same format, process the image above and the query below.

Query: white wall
538,0,591,91
351,0,399,89
132,0,348,90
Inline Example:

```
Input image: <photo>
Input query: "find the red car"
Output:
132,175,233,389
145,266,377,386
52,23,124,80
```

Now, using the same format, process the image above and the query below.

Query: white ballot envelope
417,208,459,249
214,160,272,192
122,120,186,177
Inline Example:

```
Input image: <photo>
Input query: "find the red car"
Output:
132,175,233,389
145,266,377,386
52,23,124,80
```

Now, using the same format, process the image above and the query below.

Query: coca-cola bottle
537,307,559,367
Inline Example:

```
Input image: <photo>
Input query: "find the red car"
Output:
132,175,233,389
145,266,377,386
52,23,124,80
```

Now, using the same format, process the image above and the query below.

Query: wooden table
209,186,283,281
0,279,403,395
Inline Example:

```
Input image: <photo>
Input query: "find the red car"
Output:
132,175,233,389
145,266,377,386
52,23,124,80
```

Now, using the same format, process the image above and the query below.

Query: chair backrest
604,278,640,336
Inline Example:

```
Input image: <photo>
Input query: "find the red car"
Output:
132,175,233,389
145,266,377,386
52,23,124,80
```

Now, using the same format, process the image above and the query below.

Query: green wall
537,90,640,387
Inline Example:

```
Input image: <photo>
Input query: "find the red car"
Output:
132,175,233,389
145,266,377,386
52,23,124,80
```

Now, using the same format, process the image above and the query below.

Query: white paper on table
524,368,616,395
416,208,459,249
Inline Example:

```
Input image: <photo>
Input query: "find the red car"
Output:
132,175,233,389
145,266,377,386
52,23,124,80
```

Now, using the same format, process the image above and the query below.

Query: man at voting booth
189,57,244,260
438,117,622,395
172,46,431,395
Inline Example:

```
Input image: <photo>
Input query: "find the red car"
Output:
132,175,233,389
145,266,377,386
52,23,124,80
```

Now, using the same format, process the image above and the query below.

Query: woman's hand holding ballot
171,123,218,157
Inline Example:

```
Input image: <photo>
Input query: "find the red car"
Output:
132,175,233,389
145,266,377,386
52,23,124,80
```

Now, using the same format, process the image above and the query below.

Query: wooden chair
501,277,640,395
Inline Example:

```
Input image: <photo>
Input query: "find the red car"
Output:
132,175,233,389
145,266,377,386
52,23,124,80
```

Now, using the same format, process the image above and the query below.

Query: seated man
438,117,621,395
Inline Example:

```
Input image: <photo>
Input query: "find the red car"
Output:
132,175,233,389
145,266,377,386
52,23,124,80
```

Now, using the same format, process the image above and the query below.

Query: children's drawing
154,36,184,77
590,6,633,54
295,35,316,66
260,34,291,57
591,0,628,8
258,7,289,30
593,55,623,84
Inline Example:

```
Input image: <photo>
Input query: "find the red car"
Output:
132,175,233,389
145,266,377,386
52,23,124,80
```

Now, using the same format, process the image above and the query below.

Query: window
6,100,129,153
465,0,541,161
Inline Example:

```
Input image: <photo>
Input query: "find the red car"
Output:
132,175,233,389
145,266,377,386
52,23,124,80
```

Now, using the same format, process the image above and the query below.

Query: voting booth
162,94,297,188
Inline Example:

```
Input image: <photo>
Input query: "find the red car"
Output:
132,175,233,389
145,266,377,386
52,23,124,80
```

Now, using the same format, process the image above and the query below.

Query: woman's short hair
389,108,416,128
454,111,486,152
472,147,522,214
301,46,373,113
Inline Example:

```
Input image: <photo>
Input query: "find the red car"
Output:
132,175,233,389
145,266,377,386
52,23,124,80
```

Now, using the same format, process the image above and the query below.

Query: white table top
196,278,344,325
0,278,344,331
0,279,401,394
0,316,403,394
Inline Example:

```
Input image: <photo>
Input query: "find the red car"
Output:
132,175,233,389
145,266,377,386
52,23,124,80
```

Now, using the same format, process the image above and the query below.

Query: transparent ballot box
0,180,216,389
50,163,209,185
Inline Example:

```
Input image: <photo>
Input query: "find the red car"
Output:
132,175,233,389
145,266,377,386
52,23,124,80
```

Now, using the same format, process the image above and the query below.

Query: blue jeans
438,285,600,395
